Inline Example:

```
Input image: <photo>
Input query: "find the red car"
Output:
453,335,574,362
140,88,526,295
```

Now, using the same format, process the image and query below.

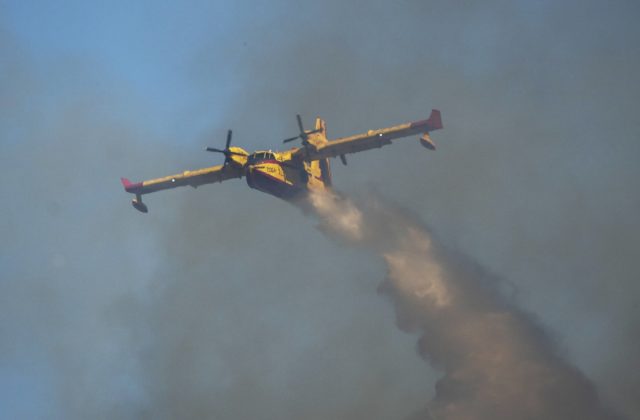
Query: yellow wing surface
121,164,242,196
297,109,443,161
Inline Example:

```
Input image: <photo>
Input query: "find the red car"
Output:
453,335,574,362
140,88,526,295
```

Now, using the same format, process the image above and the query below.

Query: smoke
308,189,619,419
3,1,639,419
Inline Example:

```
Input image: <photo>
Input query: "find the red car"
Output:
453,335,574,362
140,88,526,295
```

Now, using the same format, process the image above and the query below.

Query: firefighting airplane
121,109,443,212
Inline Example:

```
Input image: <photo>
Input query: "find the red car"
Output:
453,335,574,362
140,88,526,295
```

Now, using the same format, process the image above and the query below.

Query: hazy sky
1,1,639,419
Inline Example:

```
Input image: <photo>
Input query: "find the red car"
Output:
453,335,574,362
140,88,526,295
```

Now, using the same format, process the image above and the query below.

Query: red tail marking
426,109,443,131
410,109,443,132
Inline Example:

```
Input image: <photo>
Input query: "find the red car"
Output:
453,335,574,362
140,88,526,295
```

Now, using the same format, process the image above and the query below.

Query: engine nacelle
419,133,436,150
132,196,148,213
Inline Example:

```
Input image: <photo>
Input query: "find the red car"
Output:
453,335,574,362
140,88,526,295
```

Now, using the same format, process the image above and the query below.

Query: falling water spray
306,189,620,420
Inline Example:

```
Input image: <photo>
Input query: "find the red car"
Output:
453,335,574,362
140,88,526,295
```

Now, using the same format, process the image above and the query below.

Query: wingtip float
121,109,443,213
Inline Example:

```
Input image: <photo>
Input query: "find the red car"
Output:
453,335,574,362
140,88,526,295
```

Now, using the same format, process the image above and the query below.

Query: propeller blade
296,114,304,134
225,130,232,149
340,154,347,165
206,147,245,156
205,129,244,164
226,150,246,156
282,115,323,144
282,127,322,144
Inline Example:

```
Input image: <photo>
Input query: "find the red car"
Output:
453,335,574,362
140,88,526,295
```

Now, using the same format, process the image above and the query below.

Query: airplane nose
246,165,259,184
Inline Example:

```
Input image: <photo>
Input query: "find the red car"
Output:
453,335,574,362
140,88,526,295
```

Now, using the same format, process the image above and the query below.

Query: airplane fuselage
243,150,329,201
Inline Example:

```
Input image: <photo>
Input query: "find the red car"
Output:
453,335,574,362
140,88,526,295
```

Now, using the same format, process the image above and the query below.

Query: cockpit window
248,152,276,164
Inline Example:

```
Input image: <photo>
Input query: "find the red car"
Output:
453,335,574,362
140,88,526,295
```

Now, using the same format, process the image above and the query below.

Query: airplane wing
298,109,443,161
120,164,242,212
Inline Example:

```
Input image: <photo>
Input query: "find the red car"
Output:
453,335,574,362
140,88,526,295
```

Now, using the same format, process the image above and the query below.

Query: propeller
283,114,323,144
205,130,244,164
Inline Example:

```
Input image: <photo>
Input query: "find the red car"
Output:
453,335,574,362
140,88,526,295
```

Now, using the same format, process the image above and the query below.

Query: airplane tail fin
305,117,329,151
319,158,332,187
314,117,328,142
425,109,443,131
309,118,331,186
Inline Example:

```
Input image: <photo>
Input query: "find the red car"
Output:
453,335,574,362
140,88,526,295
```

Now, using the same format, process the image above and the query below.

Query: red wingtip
120,177,142,193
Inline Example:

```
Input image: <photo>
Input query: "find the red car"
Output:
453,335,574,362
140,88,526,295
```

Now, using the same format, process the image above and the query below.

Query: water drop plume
306,189,620,420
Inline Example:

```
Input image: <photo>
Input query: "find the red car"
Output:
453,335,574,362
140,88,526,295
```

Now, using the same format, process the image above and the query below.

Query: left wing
121,164,242,212
297,109,443,161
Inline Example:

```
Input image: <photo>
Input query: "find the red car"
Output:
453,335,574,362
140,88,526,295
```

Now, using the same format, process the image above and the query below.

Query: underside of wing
300,109,443,161
121,164,242,196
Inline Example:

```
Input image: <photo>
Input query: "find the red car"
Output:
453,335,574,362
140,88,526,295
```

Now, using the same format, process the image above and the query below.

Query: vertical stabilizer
313,117,331,186
319,158,332,187
314,117,327,139
304,117,328,150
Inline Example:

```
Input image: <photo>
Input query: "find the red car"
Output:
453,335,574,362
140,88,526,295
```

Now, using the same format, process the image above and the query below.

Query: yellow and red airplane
121,109,443,212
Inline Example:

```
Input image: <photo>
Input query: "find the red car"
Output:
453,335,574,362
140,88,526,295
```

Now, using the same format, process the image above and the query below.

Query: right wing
297,109,443,161
121,164,242,212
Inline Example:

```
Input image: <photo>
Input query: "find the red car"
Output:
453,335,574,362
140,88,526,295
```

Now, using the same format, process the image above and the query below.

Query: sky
1,1,639,419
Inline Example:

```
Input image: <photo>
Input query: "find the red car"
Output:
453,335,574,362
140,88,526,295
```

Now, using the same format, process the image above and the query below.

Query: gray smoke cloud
309,190,620,419
2,1,639,419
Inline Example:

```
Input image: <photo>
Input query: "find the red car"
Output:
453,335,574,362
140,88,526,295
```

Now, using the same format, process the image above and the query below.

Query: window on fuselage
248,152,275,164
248,153,259,164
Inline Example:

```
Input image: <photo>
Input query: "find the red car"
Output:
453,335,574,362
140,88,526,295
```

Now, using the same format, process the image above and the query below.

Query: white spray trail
307,189,620,420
